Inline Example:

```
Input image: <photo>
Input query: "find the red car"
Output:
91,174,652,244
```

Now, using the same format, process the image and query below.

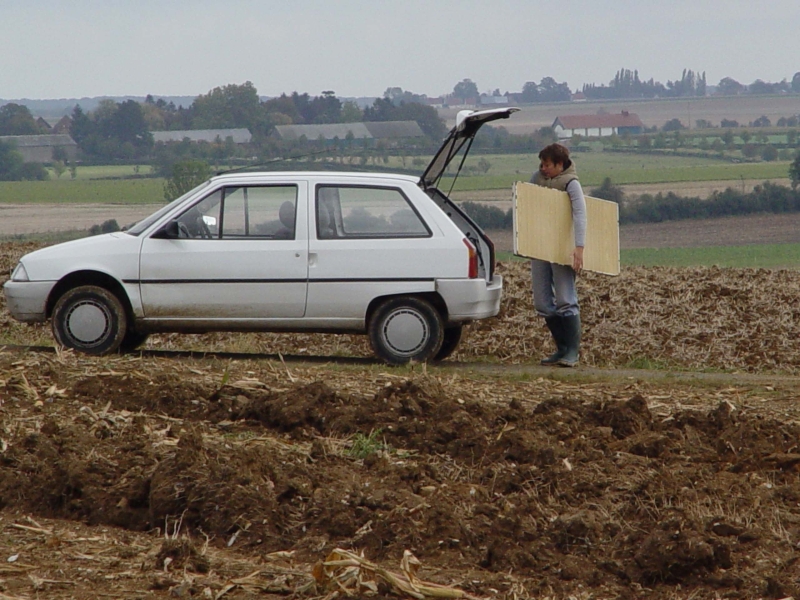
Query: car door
138,182,309,320
306,181,443,321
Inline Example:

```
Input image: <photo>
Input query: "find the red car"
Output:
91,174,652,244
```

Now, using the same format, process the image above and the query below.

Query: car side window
316,185,429,239
221,185,298,239
176,189,222,239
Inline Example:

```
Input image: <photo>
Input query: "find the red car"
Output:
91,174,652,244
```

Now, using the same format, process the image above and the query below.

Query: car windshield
124,180,212,236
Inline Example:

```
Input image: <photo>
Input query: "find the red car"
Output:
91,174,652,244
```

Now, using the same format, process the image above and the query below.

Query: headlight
10,263,29,282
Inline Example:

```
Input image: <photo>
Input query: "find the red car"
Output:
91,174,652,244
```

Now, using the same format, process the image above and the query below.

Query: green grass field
446,153,791,190
0,178,164,204
621,243,800,268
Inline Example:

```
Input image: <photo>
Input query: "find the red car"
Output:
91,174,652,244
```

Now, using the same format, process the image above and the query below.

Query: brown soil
3,243,800,599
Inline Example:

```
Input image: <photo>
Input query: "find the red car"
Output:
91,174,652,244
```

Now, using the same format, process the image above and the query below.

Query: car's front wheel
52,286,127,355
368,297,443,365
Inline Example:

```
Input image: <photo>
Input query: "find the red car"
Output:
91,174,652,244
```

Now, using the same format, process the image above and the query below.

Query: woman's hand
572,246,584,273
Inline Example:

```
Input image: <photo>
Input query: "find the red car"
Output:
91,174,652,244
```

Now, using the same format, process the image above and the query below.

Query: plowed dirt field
2,242,800,600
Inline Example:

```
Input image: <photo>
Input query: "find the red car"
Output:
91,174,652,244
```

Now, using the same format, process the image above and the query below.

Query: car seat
276,201,295,238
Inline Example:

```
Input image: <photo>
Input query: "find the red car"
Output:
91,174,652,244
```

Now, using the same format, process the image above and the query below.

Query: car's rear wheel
52,285,127,355
434,324,463,362
368,297,443,365
120,330,150,352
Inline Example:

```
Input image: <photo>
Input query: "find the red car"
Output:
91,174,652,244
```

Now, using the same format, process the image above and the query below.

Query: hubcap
382,308,428,356
65,300,110,345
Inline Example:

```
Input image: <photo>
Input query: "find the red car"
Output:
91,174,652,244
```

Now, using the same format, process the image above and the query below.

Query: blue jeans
530,259,579,318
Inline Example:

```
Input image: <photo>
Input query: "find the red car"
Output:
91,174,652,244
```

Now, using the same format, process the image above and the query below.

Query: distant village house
0,134,78,163
274,121,424,143
151,128,252,144
553,111,644,139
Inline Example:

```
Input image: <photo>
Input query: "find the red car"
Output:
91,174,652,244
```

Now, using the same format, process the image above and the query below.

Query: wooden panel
513,181,620,276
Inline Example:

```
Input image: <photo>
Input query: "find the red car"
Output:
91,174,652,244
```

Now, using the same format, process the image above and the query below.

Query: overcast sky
2,0,799,100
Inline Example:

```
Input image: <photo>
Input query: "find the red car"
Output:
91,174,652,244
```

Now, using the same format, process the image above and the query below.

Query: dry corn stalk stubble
3,245,800,599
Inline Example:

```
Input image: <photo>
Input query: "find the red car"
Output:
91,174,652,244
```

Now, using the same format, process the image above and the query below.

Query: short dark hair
538,143,570,166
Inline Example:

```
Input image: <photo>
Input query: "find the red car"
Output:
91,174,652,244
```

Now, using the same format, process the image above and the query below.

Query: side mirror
152,220,181,239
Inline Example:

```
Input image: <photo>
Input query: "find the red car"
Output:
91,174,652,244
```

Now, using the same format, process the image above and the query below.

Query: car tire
434,325,463,362
368,297,443,365
52,286,128,355
120,330,150,352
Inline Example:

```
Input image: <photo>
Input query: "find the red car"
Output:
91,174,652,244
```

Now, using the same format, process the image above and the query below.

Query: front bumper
436,275,503,321
3,280,55,323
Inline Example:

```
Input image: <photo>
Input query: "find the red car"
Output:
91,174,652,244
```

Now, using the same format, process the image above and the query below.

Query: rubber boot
557,314,581,367
541,316,566,366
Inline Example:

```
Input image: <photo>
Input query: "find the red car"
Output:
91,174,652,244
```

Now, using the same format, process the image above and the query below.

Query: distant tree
741,143,758,158
0,140,24,180
163,159,211,202
0,103,40,135
662,118,685,132
69,105,95,146
590,177,625,204
666,69,705,97
717,77,745,95
695,119,713,129
790,151,800,189
722,129,735,148
752,115,771,127
761,145,778,161
106,100,153,150
477,157,492,173
537,77,572,102
192,81,263,130
52,160,66,178
310,91,342,124
740,130,752,144
453,79,479,101
262,93,303,124
521,81,540,103
340,101,362,123
793,72,800,92
383,87,427,106
638,135,651,149
748,79,775,95
720,119,739,128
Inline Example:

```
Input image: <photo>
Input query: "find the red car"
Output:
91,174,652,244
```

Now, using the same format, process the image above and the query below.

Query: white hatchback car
4,108,517,364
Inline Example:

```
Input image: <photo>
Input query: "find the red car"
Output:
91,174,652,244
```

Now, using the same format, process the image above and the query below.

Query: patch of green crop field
621,243,800,268
441,152,790,190
46,165,155,179
0,179,166,204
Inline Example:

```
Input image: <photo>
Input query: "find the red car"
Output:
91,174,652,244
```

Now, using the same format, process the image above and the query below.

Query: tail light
463,238,478,279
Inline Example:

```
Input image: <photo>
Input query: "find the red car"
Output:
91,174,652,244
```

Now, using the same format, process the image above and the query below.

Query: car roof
208,171,419,185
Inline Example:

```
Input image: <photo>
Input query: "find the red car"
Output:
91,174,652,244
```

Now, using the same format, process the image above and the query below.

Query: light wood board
513,181,620,276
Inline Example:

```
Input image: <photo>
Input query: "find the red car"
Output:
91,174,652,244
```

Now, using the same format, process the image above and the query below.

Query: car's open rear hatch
419,107,519,282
